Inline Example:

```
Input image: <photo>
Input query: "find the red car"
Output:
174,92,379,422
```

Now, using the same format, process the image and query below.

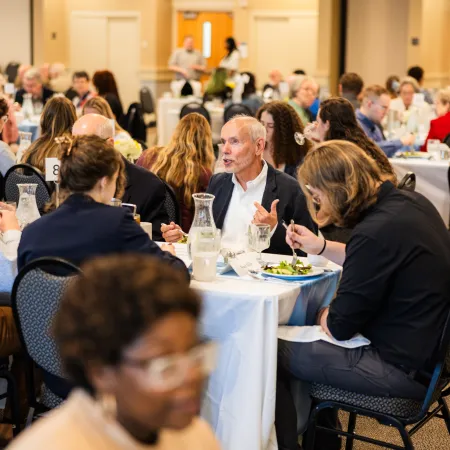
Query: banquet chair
180,103,211,124
398,172,416,192
161,179,181,225
4,164,51,210
11,257,81,425
443,133,450,147
223,103,253,123
305,309,450,450
0,172,4,200
139,86,156,128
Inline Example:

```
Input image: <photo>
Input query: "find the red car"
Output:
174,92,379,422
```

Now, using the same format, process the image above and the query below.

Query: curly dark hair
0,97,8,117
53,254,200,393
318,97,396,183
256,101,312,168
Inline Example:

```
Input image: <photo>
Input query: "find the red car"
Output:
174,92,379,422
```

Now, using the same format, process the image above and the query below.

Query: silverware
247,270,303,285
281,219,298,266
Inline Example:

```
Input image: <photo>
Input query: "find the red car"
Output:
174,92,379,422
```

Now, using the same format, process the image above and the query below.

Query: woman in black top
277,140,450,450
92,70,124,122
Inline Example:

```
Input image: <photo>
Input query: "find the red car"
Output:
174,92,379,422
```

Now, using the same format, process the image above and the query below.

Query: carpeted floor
337,398,450,449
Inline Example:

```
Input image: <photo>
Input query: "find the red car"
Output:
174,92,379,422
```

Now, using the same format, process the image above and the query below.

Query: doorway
176,11,234,74
70,11,140,112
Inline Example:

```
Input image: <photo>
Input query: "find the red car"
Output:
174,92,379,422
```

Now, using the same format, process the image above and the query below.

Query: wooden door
177,11,234,73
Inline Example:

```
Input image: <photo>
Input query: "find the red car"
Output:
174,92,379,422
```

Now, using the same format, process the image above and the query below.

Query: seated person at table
421,88,450,151
287,76,319,126
256,101,312,178
72,114,169,241
21,96,77,171
407,65,433,105
69,71,96,113
9,254,220,450
0,97,15,176
356,85,415,157
137,113,214,231
262,69,284,102
276,141,450,450
162,116,316,255
14,68,55,107
18,135,185,278
338,72,364,110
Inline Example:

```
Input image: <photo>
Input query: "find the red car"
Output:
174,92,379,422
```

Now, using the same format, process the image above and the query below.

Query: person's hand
318,307,332,337
253,200,279,231
286,224,324,254
161,243,176,255
161,222,183,243
0,202,16,212
401,134,415,146
0,209,20,233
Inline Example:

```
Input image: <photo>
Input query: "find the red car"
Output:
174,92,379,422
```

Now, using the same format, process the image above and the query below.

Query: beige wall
0,0,31,67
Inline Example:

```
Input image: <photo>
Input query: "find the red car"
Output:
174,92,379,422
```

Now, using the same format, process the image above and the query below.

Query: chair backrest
223,103,253,123
140,86,155,114
0,172,4,201
11,258,81,378
4,164,51,209
5,62,19,83
180,102,211,124
443,133,450,148
161,179,181,224
122,102,147,142
397,171,416,192
415,308,450,420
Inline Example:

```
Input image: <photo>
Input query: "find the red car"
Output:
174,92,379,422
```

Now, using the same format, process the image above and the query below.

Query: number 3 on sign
45,158,61,182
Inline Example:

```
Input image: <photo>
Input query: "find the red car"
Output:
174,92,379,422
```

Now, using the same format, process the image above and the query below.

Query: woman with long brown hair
312,97,397,183
137,113,214,231
21,96,77,172
256,101,311,178
92,70,123,122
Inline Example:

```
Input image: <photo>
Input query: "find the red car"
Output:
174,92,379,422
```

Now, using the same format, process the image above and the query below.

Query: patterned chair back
162,180,181,224
223,103,253,123
180,103,211,124
4,164,52,209
11,258,81,378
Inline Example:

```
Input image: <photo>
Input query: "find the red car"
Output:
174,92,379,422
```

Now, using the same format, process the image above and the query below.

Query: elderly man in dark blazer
162,115,316,255
72,114,169,241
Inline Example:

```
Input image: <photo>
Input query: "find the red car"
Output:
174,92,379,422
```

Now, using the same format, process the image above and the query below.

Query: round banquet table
390,158,450,227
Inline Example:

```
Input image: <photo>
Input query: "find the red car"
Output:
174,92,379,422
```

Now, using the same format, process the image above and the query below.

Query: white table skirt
157,96,224,145
390,158,450,226
194,254,341,450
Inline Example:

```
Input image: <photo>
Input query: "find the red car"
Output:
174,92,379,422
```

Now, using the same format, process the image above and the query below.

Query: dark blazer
207,164,317,255
17,193,186,276
104,93,124,122
122,158,169,241
15,87,55,106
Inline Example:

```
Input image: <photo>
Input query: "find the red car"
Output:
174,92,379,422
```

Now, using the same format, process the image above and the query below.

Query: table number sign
45,158,61,182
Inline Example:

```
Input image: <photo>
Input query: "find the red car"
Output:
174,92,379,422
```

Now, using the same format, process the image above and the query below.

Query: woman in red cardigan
421,89,450,151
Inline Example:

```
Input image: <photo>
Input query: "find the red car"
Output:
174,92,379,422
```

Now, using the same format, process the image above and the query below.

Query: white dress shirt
221,162,273,251
0,230,21,292
219,50,240,72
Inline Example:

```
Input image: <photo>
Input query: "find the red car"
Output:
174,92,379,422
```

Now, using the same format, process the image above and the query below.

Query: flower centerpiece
114,139,143,162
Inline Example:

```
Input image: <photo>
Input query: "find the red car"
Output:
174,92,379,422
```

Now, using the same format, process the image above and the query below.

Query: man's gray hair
23,68,42,83
289,75,318,98
229,114,267,142
95,117,115,139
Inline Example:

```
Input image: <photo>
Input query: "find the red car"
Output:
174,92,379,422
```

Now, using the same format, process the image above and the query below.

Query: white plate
261,266,324,281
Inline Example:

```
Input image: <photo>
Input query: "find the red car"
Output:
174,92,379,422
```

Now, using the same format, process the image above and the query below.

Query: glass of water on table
248,224,271,266
191,228,221,282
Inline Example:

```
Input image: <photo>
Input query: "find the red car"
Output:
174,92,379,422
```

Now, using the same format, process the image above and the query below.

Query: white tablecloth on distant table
390,158,450,226
192,252,341,450
15,113,41,142
157,96,224,145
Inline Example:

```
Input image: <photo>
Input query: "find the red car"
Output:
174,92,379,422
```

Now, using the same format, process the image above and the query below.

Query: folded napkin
278,325,371,349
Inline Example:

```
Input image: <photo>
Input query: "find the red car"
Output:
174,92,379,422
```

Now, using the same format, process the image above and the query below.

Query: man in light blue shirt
356,85,415,157
0,204,20,292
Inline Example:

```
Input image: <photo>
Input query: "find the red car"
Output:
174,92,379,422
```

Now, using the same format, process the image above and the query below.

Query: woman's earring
99,393,117,420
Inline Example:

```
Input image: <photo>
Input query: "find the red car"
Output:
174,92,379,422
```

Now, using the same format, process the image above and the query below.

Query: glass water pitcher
16,183,41,230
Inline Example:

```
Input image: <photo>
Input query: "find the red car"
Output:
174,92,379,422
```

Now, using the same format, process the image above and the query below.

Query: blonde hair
298,140,382,227
399,76,420,93
82,96,126,134
152,113,214,208
437,89,450,106
289,75,317,99
22,96,77,172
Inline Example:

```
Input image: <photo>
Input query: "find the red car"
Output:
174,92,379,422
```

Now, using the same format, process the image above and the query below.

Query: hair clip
55,136,74,155
294,132,306,146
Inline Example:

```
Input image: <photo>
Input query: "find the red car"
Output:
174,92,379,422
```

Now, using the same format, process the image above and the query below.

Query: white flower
114,139,142,162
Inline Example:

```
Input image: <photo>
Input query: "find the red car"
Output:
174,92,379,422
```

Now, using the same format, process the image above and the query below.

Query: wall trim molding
250,10,318,19
172,1,234,11
70,10,141,19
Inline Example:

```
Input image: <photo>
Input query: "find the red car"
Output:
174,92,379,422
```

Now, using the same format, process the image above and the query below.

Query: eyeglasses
305,184,321,205
0,115,8,123
122,341,218,391
374,103,389,112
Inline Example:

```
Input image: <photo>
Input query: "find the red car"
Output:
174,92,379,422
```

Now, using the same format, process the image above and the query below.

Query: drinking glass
248,224,271,265
110,198,122,207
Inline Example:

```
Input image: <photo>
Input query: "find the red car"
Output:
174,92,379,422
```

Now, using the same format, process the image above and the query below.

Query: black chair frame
0,363,21,436
4,164,52,209
223,103,253,123
398,172,416,192
11,257,81,422
305,310,450,450
180,102,211,124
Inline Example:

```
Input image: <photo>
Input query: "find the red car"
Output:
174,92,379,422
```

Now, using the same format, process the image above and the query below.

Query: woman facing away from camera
8,254,221,450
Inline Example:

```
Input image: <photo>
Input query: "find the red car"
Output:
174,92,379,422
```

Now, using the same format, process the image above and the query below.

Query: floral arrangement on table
114,139,143,162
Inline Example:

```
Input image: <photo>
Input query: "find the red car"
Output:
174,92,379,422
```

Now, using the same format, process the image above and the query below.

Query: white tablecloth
390,158,450,226
157,97,224,145
195,253,341,450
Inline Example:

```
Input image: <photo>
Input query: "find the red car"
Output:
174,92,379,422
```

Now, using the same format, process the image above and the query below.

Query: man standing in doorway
168,35,207,81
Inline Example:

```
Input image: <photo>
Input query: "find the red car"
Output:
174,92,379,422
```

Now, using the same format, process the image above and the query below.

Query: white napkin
278,325,371,349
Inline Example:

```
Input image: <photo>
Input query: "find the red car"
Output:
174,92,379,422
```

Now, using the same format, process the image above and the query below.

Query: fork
282,220,297,266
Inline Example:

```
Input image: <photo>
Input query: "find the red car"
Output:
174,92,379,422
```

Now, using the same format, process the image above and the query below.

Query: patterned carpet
338,398,450,449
